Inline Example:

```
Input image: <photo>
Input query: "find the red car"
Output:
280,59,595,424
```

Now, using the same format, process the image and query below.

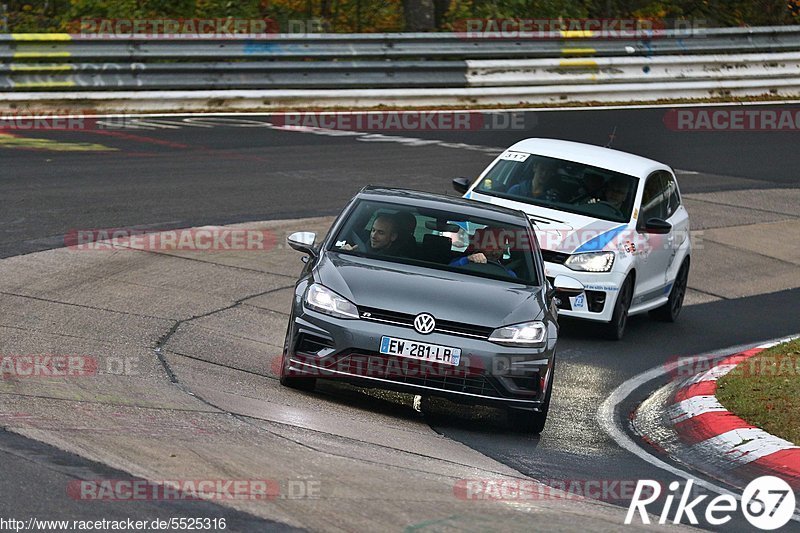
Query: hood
315,253,544,328
467,191,628,254
533,216,626,254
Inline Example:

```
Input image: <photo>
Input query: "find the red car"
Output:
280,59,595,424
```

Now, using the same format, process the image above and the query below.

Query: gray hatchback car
279,187,583,433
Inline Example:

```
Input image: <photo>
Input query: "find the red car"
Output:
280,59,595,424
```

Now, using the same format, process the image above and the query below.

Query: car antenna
605,126,618,148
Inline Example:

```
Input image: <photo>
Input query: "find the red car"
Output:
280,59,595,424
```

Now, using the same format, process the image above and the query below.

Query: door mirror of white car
552,275,585,297
452,177,470,194
287,231,317,256
644,218,672,235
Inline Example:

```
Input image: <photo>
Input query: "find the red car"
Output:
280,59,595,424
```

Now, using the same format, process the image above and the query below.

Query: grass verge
716,338,800,445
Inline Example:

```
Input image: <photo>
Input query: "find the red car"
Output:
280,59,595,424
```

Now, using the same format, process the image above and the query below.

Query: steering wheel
569,192,592,204
459,261,512,277
346,229,367,251
591,201,625,219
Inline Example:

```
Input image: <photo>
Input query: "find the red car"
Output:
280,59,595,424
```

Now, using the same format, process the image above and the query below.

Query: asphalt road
1,106,799,530
0,429,289,531
2,104,800,259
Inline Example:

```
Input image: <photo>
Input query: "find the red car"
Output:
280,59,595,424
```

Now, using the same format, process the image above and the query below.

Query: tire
650,258,690,322
507,407,547,434
603,274,633,340
279,360,317,391
279,320,317,391
507,363,554,434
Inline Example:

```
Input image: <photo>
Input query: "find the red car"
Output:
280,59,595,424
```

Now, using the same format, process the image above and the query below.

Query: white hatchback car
454,138,691,340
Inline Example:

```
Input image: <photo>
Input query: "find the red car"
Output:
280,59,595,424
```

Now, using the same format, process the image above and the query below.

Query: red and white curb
667,342,800,487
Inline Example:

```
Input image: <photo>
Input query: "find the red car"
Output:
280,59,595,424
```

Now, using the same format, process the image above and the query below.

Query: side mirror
452,177,470,194
551,275,584,298
643,218,672,235
287,231,317,256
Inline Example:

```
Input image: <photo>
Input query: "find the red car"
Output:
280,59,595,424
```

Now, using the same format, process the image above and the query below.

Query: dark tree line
2,0,798,33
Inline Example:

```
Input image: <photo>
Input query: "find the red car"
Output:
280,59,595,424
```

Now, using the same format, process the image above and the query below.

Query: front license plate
379,336,461,366
571,293,586,310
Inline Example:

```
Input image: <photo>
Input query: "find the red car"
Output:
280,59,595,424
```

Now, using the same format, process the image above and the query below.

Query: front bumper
285,307,555,409
545,262,626,323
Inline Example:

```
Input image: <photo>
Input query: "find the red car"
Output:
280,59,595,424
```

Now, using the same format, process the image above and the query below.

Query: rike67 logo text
626,477,796,530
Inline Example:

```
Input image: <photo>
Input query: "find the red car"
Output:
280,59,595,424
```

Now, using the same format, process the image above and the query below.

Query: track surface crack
152,284,292,385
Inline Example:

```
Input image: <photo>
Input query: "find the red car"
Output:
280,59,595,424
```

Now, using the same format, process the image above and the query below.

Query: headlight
488,321,546,347
565,251,615,272
304,284,359,319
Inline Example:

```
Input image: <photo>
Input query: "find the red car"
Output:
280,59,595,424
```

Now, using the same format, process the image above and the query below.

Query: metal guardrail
0,61,469,90
467,52,800,86
0,26,799,105
2,26,800,60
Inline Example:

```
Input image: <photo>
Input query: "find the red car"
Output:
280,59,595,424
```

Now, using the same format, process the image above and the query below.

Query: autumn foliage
0,0,798,33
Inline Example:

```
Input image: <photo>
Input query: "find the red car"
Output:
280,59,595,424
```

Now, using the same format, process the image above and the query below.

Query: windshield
474,153,639,223
329,199,539,285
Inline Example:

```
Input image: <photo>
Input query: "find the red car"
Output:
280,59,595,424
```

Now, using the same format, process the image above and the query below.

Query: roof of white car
506,138,671,178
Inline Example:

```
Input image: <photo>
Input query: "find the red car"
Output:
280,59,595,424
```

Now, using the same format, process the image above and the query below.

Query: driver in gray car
340,213,416,257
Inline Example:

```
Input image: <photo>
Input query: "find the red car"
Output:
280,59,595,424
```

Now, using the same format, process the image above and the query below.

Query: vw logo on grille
413,313,436,334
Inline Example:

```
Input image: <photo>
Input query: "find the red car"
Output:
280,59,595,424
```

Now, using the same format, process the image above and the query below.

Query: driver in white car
604,177,630,211
449,227,517,278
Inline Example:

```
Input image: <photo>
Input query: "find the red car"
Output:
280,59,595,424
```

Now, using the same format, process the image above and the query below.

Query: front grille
328,351,507,399
359,306,492,339
436,319,493,338
359,307,410,326
541,250,569,264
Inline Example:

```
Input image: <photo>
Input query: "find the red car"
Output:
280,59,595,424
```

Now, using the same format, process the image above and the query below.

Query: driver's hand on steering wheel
341,243,358,251
467,253,488,264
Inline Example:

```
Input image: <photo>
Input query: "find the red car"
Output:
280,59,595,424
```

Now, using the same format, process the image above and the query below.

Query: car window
474,154,638,223
330,199,539,285
662,171,681,219
639,172,668,227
